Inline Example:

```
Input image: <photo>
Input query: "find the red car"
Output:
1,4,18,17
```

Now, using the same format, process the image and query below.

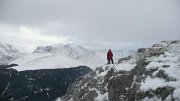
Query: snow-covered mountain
59,40,180,101
1,44,92,101
12,43,135,71
34,44,135,68
33,43,89,59
0,43,26,65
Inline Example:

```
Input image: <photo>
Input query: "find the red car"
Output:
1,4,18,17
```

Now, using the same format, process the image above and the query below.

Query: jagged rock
136,86,175,101
145,68,159,77
59,40,180,101
108,74,133,101
97,67,105,74
137,48,146,53
149,50,164,57
156,70,167,78
170,40,180,44
154,69,177,82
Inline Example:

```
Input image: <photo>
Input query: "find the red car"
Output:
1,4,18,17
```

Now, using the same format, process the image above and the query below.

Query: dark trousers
108,58,114,64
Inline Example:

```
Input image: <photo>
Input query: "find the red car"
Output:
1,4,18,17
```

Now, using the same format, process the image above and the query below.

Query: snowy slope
0,43,26,65
139,40,180,100
59,57,137,101
59,40,180,101
76,49,134,68
11,53,86,71
11,43,135,71
33,43,89,59
33,43,135,69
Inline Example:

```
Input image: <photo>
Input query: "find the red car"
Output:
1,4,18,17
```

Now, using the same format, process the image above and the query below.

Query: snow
173,88,180,100
95,57,136,78
34,43,135,69
34,43,89,59
11,53,85,71
140,42,180,100
113,57,136,71
0,43,26,64
116,62,136,71
98,70,108,77
88,87,108,101
55,98,62,101
131,75,137,88
162,67,180,80
140,76,167,91
11,53,52,65
76,50,107,69
146,52,179,70
77,49,135,69
55,41,180,101
94,92,108,101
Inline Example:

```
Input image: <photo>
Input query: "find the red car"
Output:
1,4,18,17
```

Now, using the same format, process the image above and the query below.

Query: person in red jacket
107,49,114,64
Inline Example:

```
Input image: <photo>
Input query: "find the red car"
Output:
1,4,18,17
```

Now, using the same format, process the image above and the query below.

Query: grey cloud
0,0,180,49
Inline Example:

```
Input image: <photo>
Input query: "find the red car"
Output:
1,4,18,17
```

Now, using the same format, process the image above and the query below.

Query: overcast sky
0,0,180,50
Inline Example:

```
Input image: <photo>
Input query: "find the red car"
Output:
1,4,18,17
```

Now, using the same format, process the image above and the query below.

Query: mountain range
4,43,134,70
0,42,134,101
0,43,26,65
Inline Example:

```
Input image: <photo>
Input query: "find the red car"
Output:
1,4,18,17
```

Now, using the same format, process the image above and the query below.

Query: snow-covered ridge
59,40,180,101
11,53,86,71
32,43,135,69
11,43,91,71
10,43,135,71
139,40,180,100
77,49,135,68
0,43,26,65
33,43,89,59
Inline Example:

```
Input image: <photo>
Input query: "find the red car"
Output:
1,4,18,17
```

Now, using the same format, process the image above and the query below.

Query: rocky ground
59,40,180,101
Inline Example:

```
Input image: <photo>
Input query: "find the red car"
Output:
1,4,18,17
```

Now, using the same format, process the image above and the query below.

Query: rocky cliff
59,40,180,101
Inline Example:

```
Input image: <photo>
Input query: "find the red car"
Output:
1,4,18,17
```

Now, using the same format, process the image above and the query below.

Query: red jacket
107,50,113,59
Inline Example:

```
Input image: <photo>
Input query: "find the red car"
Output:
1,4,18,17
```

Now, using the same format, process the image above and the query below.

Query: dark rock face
61,66,109,101
0,66,92,101
108,58,147,101
170,40,180,44
33,46,55,53
137,48,146,53
108,72,133,101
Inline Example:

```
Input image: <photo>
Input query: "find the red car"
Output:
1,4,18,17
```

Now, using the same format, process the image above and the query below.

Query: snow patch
94,92,108,101
116,63,135,71
140,76,167,91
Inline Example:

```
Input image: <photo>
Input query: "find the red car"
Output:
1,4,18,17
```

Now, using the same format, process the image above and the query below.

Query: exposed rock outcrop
59,40,180,101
